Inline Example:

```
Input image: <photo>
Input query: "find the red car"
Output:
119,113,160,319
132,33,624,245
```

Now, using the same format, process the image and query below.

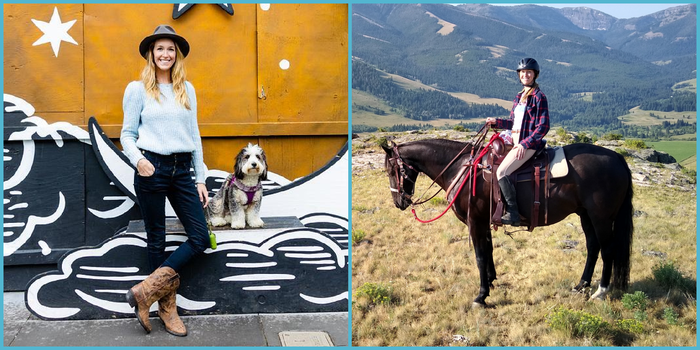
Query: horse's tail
612,165,634,292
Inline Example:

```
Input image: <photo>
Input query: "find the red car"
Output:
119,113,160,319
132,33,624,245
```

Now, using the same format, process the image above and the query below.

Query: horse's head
381,140,419,210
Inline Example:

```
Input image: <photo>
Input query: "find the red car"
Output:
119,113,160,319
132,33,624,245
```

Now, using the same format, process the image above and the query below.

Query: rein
411,132,502,223
410,123,490,206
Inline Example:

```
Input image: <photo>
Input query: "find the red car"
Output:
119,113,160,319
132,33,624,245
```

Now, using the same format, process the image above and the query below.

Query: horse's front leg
486,230,497,288
469,220,493,307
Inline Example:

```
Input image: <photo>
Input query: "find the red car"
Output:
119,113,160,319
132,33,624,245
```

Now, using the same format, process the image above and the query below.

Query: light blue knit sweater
120,81,206,183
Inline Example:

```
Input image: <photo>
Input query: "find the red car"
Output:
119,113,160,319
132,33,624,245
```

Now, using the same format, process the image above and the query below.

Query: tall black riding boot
498,177,520,226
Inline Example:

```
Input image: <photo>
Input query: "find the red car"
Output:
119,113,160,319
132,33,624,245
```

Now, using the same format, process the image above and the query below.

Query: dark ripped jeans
134,150,209,273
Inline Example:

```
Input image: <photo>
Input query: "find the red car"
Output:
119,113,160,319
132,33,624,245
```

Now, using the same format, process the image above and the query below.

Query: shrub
556,127,568,138
453,125,466,132
621,291,649,321
352,229,367,245
621,291,648,311
355,282,394,306
663,307,679,325
615,319,644,334
623,139,647,150
574,133,592,144
547,307,610,338
681,167,696,184
615,148,630,157
652,261,692,292
602,133,623,141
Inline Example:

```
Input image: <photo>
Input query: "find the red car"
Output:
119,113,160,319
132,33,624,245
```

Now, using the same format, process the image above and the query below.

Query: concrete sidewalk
3,292,348,346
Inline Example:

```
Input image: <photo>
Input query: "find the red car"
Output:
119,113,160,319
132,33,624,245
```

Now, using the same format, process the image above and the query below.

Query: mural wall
3,3,349,317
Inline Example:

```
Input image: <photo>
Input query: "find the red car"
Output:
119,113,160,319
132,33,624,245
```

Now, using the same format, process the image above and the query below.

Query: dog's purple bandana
230,177,262,205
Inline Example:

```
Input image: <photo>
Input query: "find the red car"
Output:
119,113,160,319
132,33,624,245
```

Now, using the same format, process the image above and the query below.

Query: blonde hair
140,41,191,110
519,83,538,103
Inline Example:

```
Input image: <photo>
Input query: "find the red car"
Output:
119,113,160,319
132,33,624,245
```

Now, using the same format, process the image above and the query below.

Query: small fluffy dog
206,143,267,229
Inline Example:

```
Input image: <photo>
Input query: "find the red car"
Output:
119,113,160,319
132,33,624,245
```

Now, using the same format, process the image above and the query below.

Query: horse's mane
415,138,471,150
398,138,474,167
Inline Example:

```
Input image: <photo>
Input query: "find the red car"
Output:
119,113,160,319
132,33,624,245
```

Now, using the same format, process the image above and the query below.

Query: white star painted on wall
31,7,78,57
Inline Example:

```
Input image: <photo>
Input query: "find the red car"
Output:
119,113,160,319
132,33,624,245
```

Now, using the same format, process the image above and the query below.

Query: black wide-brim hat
139,25,190,59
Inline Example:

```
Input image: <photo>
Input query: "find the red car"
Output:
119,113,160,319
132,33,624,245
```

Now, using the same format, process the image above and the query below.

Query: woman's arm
120,82,147,167
187,82,206,184
187,82,209,207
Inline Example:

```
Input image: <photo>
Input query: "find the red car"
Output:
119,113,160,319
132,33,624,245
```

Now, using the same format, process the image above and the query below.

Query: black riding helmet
517,57,539,79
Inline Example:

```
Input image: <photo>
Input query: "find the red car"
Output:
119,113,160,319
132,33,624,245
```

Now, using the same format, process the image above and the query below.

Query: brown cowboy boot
125,266,179,333
158,283,187,337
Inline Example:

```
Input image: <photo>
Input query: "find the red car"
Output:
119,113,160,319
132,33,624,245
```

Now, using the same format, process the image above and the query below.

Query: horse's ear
379,137,394,154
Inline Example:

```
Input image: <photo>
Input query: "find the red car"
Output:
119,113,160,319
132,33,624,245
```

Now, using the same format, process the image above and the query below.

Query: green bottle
208,223,217,250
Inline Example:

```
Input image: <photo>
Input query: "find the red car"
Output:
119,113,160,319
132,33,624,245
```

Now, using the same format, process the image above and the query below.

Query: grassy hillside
352,89,493,129
618,107,696,126
352,89,468,128
672,78,696,93
377,70,512,109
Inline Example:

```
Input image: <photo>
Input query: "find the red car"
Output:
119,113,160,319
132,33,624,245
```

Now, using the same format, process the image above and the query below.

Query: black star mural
172,4,234,19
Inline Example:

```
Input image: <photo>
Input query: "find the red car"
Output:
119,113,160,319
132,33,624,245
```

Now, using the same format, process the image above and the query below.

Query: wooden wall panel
3,4,84,119
83,4,259,129
257,4,348,125
260,136,347,180
5,3,348,180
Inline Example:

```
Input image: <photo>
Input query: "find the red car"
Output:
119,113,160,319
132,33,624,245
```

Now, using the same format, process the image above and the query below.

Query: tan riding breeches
496,148,537,180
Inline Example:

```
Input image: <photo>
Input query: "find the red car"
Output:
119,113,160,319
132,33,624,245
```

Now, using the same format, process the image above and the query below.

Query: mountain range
456,3,696,63
352,3,696,131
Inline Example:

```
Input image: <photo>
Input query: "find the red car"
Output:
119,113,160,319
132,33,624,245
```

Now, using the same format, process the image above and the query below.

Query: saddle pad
550,147,568,178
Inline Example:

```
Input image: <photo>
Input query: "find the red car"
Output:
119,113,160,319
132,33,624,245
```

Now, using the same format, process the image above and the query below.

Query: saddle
481,138,567,231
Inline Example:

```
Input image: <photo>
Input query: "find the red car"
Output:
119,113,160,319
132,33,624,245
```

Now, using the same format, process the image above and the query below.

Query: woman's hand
486,117,496,125
197,183,209,208
137,158,155,177
513,144,525,160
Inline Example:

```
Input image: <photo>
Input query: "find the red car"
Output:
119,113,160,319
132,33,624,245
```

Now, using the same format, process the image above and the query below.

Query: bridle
385,123,501,224
387,143,416,203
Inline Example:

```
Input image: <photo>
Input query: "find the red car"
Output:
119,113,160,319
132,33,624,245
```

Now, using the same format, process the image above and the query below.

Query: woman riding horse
486,57,549,227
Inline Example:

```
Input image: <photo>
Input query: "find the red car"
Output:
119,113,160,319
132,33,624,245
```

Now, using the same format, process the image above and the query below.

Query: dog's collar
230,176,262,192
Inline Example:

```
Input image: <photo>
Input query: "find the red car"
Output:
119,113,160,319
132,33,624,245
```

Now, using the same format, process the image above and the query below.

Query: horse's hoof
472,302,486,309
589,286,608,301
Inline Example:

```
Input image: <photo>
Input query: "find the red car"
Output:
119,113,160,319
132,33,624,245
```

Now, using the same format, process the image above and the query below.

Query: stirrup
501,212,520,226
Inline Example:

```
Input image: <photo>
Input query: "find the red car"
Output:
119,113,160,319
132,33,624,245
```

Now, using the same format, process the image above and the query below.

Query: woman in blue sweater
120,25,209,337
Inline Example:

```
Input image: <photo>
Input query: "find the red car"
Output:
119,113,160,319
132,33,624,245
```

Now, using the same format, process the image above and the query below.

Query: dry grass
352,159,697,346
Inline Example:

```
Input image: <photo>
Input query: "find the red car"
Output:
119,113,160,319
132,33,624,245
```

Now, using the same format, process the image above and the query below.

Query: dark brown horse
381,138,633,307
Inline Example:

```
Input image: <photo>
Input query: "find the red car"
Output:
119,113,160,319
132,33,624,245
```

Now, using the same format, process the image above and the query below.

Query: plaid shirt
494,86,550,151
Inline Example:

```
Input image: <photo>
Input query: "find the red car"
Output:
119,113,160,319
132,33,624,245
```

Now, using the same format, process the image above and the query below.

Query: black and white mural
26,225,347,320
5,93,349,319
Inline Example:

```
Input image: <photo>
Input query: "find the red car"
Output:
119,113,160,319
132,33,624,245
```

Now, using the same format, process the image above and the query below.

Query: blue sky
488,3,687,19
